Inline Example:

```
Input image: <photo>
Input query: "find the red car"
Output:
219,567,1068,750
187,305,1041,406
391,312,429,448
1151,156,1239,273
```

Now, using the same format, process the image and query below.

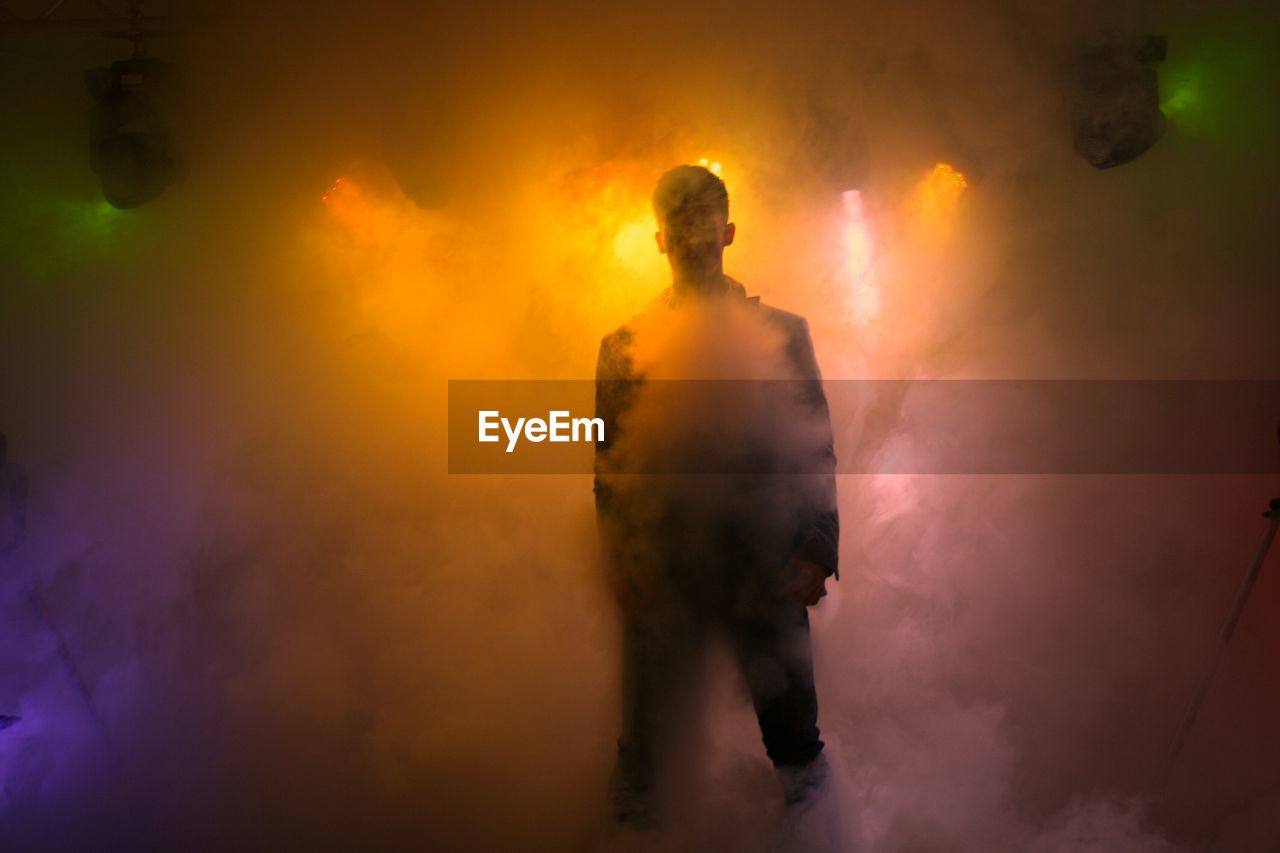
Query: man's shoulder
755,301,812,340
752,299,823,379
599,288,674,350
720,276,807,333
597,313,645,379
599,322,635,356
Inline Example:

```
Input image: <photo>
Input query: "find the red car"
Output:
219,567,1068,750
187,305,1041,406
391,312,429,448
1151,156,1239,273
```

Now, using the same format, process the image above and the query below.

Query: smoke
0,0,1278,850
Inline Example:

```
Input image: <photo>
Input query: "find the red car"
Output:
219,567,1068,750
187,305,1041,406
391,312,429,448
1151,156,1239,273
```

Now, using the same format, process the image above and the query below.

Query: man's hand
613,575,642,614
611,570,656,617
783,557,828,606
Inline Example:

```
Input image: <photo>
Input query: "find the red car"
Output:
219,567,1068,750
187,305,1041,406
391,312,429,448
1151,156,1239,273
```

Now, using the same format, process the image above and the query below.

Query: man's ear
655,230,668,255
723,222,736,247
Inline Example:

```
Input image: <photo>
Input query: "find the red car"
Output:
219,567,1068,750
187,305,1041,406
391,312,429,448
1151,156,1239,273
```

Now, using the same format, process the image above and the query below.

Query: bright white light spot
840,189,880,325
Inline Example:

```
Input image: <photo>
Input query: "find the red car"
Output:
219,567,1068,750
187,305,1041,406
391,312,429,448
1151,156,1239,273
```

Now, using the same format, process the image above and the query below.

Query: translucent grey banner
448,380,1280,474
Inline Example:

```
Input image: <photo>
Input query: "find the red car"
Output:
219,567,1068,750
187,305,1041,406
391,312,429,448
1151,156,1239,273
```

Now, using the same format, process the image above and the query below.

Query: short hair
652,165,729,225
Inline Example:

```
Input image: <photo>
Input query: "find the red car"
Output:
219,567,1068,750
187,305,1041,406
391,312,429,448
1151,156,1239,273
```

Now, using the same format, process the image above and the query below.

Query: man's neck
670,260,728,297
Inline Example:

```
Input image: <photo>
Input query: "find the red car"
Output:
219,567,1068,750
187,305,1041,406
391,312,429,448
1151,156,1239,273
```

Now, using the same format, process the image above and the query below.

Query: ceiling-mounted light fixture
84,56,176,209
1072,35,1167,169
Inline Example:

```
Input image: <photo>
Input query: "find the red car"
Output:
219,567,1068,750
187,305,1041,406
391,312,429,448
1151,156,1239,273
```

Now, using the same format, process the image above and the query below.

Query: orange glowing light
556,160,668,300
310,172,467,353
612,220,653,265
696,157,723,176
318,175,413,246
933,162,967,188
911,162,968,233
320,177,353,207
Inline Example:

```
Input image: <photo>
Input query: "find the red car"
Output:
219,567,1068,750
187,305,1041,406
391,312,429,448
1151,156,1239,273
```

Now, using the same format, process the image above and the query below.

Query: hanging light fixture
1071,35,1168,169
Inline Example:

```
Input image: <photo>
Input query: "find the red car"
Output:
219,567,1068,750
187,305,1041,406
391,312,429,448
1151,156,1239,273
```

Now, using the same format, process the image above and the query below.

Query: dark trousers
612,588,824,813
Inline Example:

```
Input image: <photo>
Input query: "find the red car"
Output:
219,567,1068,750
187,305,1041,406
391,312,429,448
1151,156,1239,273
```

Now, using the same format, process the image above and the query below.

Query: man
593,165,839,832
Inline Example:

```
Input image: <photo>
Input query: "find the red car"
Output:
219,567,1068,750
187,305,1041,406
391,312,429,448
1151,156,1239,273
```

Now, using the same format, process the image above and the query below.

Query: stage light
84,57,177,209
696,157,723,176
1071,36,1167,169
319,176,373,230
930,162,967,189
913,161,968,228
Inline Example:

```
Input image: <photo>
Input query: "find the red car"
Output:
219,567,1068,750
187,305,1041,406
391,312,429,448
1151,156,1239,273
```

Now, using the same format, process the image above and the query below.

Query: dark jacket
592,277,839,584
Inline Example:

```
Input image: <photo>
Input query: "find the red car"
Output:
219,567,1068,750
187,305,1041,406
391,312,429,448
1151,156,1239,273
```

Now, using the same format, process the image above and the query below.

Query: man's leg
611,604,699,827
731,604,849,852
729,604,826,800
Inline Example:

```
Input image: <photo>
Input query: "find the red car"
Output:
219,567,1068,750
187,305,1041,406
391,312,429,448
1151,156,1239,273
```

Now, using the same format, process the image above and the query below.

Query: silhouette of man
594,165,839,831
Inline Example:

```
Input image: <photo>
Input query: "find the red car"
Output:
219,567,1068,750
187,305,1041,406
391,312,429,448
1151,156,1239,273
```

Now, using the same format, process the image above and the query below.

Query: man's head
652,165,734,270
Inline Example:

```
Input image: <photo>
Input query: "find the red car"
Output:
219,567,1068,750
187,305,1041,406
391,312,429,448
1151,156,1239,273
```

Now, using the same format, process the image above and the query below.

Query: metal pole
1170,497,1280,763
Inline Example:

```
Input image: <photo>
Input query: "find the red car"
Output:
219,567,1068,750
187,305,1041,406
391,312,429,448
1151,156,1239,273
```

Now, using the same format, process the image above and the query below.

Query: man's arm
593,330,627,517
593,336,614,516
786,318,840,581
593,330,638,576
